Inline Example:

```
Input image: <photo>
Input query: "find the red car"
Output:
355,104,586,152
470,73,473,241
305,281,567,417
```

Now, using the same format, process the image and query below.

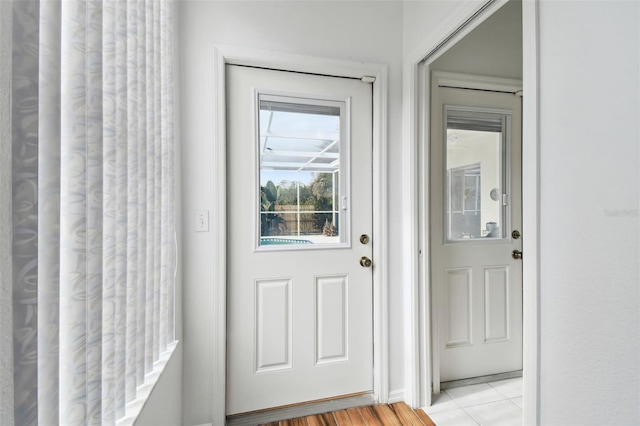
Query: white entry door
226,65,374,415
430,85,523,383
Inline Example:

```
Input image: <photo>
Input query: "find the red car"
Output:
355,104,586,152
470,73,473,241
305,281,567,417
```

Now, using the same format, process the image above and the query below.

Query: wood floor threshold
227,394,377,426
258,402,436,426
230,392,371,418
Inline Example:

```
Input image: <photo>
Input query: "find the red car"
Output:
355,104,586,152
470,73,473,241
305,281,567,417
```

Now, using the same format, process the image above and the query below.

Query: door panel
484,266,509,343
316,274,349,364
431,86,522,383
226,65,373,415
255,278,292,373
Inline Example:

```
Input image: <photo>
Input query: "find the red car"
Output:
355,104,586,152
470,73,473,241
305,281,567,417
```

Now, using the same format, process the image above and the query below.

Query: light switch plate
195,210,209,232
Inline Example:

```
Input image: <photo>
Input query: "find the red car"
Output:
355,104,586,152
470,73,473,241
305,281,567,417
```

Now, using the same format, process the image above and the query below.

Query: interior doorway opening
423,0,523,393
410,1,538,423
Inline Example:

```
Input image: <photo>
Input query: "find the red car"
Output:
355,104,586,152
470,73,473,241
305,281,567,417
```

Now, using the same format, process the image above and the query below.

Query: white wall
135,346,183,426
404,0,640,423
538,1,639,424
179,2,403,424
430,0,522,80
403,1,473,60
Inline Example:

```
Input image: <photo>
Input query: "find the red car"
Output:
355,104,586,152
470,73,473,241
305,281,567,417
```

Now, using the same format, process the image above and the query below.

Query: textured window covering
1,0,176,424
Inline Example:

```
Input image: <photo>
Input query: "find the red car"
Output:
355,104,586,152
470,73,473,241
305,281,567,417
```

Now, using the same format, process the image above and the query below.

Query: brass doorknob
512,250,523,260
360,256,372,268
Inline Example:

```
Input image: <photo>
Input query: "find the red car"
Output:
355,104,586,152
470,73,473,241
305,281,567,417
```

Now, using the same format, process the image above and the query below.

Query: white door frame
402,1,539,424
211,45,390,426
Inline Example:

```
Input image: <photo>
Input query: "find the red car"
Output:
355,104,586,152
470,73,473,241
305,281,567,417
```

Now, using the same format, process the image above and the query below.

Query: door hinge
361,76,375,84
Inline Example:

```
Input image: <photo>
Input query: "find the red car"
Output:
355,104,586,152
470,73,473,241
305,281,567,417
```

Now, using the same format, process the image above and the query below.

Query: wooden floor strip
305,412,334,426
259,402,435,426
333,408,364,425
359,406,382,425
389,402,426,426
287,418,310,426
372,405,402,426
414,407,437,426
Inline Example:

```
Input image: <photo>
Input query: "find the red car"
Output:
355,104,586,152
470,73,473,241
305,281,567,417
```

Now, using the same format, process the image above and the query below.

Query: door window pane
445,109,507,241
258,96,345,247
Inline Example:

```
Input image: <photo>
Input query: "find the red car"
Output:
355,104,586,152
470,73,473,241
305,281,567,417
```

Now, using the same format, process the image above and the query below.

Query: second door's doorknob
360,256,372,268
512,250,523,260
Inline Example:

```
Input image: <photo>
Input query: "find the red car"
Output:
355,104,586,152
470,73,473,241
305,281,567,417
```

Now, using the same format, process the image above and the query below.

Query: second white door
226,65,374,415
431,85,523,384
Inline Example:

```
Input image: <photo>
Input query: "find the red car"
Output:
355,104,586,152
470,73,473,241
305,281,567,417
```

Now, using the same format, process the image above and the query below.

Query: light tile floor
421,377,523,426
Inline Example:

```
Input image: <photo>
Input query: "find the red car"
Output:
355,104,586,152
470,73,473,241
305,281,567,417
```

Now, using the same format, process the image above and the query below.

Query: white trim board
521,2,541,424
212,45,390,426
402,1,539,424
432,71,523,94
387,390,406,404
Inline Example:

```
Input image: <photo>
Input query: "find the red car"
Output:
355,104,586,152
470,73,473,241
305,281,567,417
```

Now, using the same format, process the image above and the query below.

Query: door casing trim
212,44,389,426
402,1,539,424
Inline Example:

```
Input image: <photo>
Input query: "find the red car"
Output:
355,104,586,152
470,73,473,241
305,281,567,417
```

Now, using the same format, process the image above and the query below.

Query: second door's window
445,108,509,241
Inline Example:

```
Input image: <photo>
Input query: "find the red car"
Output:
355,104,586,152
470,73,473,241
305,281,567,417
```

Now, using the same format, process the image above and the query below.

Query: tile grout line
487,378,525,399
462,397,524,426
507,397,523,409
460,406,483,426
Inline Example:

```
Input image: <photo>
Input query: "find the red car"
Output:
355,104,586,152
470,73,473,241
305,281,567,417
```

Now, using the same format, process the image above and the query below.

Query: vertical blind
0,0,177,424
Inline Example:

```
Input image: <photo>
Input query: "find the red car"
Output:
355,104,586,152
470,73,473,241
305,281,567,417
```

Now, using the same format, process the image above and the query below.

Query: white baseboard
388,389,405,404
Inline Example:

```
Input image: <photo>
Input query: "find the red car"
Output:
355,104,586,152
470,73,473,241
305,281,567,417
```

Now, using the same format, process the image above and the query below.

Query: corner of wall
134,343,183,426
